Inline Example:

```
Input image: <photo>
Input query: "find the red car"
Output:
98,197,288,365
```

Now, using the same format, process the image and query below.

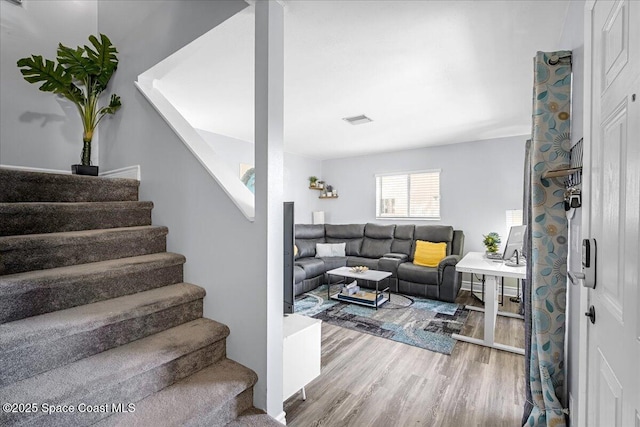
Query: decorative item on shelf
317,180,325,190
350,266,369,273
483,232,501,257
308,176,318,188
17,34,122,176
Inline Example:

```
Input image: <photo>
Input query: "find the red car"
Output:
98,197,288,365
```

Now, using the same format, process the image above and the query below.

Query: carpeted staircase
0,168,282,427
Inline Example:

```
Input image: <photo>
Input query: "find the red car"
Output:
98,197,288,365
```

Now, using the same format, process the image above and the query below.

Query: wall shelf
542,167,582,179
319,195,338,199
308,186,323,191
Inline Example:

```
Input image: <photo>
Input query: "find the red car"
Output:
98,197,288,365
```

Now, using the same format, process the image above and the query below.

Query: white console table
453,252,525,355
283,314,321,401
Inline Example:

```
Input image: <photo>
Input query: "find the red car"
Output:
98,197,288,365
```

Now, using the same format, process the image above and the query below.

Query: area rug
295,285,469,355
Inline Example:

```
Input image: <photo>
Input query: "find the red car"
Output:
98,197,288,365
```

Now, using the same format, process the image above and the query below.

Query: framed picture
239,163,255,194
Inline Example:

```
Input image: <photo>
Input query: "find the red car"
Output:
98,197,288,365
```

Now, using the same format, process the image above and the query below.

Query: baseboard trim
100,165,141,180
0,164,140,180
274,411,286,425
0,164,70,174
460,280,521,298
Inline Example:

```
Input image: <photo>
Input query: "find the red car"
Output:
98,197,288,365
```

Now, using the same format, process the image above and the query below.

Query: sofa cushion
325,224,365,239
346,256,380,270
315,242,346,257
295,258,326,279
295,224,326,258
294,266,306,284
320,256,348,271
413,240,447,267
295,224,325,239
397,262,439,285
391,224,414,256
413,225,454,257
364,223,395,239
325,224,365,256
361,238,393,258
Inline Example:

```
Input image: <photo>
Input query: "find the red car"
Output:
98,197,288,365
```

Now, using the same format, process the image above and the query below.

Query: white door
586,1,640,426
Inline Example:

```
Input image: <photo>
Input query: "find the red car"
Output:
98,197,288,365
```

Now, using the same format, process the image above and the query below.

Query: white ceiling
158,0,570,160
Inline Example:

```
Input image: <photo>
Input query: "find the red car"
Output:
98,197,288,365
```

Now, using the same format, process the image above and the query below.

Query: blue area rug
295,285,469,355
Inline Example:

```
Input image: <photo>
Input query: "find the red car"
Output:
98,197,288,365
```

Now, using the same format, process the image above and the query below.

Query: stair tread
0,318,230,403
1,283,205,351
0,201,153,211
226,408,284,427
0,252,185,295
0,168,139,203
0,225,168,249
96,359,258,427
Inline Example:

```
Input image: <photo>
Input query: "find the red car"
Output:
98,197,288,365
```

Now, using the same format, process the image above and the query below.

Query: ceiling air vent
342,114,372,125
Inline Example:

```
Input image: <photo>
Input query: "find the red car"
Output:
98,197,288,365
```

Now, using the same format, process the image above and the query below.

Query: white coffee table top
327,266,392,282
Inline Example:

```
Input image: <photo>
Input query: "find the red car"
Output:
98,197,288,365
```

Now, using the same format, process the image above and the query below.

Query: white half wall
321,135,527,254
0,0,98,169
195,130,323,223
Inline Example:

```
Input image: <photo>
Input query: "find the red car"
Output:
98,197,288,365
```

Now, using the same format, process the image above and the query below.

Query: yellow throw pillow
413,240,447,267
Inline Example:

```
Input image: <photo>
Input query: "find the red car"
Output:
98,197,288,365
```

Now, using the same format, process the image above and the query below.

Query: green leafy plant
483,232,501,253
309,176,318,184
17,34,121,166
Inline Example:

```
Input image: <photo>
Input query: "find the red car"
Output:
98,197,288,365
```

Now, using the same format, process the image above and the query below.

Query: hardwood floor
284,290,525,427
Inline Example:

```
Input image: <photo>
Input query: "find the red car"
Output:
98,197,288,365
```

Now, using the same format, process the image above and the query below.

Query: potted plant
317,180,325,190
483,232,501,255
17,34,121,176
308,176,318,188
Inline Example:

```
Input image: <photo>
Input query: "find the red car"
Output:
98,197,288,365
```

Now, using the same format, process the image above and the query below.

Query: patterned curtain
522,51,572,427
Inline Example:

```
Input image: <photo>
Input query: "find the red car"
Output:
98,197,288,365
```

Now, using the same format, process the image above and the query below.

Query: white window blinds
375,170,440,219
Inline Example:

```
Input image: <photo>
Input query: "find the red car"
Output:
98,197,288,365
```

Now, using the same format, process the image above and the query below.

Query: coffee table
326,266,392,310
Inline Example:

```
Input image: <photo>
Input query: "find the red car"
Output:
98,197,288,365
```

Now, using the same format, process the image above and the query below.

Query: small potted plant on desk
17,34,122,176
483,232,501,259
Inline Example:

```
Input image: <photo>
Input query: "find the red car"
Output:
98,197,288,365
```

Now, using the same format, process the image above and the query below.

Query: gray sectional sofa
294,223,464,302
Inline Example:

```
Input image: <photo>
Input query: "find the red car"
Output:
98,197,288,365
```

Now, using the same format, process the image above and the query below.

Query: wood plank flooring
284,290,526,427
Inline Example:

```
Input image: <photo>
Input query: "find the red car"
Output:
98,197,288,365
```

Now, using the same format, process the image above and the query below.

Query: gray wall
0,0,98,169
558,0,585,424
321,135,527,253
284,152,322,224
95,0,285,411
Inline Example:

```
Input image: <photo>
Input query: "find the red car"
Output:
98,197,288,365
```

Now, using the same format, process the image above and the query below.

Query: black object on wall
283,202,295,314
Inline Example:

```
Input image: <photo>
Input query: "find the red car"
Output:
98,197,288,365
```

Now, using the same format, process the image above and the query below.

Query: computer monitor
502,225,527,261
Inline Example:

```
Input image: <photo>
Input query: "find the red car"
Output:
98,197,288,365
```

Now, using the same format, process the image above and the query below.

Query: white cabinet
282,314,321,401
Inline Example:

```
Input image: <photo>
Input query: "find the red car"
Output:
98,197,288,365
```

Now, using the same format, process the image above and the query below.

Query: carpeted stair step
0,226,168,276
0,168,139,203
226,408,284,427
0,252,186,324
95,359,258,427
0,318,230,427
0,201,153,236
0,283,205,386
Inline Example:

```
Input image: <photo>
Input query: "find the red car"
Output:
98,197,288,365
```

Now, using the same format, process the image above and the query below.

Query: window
375,170,441,219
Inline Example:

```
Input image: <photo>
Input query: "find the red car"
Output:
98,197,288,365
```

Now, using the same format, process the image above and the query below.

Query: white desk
452,252,525,355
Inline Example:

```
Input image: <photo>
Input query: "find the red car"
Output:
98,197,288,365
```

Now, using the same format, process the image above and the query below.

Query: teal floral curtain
523,51,572,427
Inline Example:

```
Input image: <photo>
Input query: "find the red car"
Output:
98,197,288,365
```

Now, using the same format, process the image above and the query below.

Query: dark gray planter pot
71,165,99,176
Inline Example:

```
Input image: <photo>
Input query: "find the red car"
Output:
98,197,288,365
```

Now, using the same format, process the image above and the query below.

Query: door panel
603,0,628,88
586,1,639,427
600,100,626,321
596,349,622,427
